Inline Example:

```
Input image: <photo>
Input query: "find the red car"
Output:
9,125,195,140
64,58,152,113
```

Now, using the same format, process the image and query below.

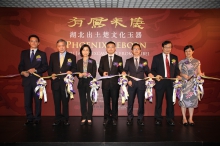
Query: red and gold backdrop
0,8,220,116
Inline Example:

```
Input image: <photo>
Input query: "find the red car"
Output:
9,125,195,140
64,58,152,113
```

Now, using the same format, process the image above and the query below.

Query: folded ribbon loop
89,78,100,104
118,75,129,105
145,78,155,102
35,78,47,102
173,78,183,104
64,74,75,99
193,75,204,101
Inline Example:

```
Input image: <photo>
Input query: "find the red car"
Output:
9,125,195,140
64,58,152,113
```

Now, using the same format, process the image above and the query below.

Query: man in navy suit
123,43,153,126
18,34,48,126
98,41,123,126
48,39,76,126
151,40,181,126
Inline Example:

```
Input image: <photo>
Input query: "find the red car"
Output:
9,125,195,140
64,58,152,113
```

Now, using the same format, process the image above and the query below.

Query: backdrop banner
0,8,220,116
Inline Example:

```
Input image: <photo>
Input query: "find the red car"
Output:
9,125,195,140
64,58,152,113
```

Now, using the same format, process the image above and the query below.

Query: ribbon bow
118,75,129,105
89,78,100,104
173,78,183,104
34,78,47,102
193,75,204,101
145,78,155,102
64,74,75,99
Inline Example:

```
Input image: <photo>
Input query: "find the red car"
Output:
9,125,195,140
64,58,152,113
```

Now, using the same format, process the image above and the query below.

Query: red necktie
166,54,170,78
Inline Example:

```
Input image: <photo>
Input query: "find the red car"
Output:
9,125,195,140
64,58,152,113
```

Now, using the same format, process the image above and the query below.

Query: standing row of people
18,34,203,127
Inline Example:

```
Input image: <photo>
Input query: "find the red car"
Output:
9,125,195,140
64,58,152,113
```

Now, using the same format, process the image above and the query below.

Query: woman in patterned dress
178,45,204,126
77,44,97,125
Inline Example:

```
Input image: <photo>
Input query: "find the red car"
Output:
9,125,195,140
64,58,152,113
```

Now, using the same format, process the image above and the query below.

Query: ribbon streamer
193,75,204,101
97,74,120,81
64,74,75,99
201,75,220,81
145,78,155,102
89,78,100,104
172,79,183,104
118,76,129,105
34,78,47,102
0,74,20,78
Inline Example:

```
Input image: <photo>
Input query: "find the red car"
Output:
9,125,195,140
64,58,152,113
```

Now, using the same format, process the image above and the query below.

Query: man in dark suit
151,40,181,126
98,41,123,126
123,43,153,126
48,39,76,126
18,34,48,126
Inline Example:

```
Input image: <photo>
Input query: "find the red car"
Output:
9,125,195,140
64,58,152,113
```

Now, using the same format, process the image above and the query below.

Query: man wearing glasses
151,40,181,126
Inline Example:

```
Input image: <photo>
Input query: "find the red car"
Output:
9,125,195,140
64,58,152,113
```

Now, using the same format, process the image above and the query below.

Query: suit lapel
160,53,165,74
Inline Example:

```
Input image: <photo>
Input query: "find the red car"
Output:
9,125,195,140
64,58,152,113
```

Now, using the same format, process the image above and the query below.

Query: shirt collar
60,51,66,56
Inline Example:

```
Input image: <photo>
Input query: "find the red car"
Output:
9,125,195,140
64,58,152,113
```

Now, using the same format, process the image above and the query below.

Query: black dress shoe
127,119,133,125
52,121,61,126
155,119,162,125
112,120,117,126
88,120,92,126
33,120,40,126
167,119,175,126
24,120,33,126
81,119,86,125
137,119,144,126
103,119,109,125
63,120,70,126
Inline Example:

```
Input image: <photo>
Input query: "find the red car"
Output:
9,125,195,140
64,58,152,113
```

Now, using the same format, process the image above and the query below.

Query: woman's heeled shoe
182,119,188,126
189,122,195,126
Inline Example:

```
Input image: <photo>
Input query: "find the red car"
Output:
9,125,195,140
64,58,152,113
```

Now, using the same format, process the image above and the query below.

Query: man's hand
66,71,72,74
156,75,162,81
148,73,154,78
79,73,83,78
121,71,126,76
21,71,29,77
176,75,182,80
103,72,108,76
28,68,36,74
51,74,57,80
128,80,132,86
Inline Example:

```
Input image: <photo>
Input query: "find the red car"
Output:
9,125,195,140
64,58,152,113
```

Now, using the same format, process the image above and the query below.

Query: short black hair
80,44,92,57
184,45,194,52
56,39,67,45
162,40,172,47
28,34,40,42
106,41,116,47
131,43,141,50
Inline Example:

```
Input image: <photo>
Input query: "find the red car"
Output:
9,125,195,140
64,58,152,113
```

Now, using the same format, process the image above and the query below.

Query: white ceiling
0,0,220,9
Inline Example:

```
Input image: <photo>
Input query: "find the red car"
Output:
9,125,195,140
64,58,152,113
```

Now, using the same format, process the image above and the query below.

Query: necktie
166,54,170,78
60,55,64,67
109,56,113,70
30,50,34,62
135,58,138,71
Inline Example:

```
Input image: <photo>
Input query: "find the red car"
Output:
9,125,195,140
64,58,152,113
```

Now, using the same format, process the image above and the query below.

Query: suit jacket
18,49,48,86
124,57,150,90
48,52,76,91
151,53,180,89
76,58,97,89
98,54,123,90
